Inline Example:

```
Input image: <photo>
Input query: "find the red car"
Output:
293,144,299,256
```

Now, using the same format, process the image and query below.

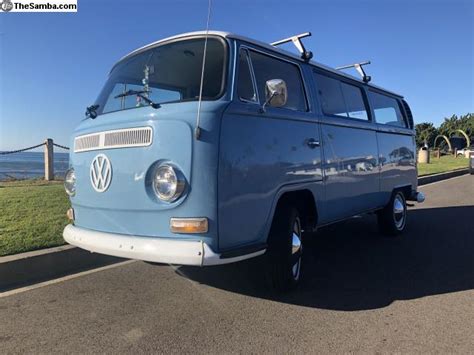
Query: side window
237,49,257,102
249,51,307,111
314,73,347,117
314,72,368,120
369,91,406,127
341,83,368,120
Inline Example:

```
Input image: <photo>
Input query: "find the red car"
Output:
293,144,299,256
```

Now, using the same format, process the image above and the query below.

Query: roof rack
336,61,372,83
271,32,313,62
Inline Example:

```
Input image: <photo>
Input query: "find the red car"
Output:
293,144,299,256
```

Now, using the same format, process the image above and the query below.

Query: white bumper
63,224,265,266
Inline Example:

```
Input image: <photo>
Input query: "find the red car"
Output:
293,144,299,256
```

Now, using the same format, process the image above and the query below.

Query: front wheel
266,206,303,291
377,191,407,236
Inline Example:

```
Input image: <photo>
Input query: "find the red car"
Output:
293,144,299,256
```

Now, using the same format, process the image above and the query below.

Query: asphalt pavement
1,174,473,353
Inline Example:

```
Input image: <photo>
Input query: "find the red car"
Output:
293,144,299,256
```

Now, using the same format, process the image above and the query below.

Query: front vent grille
104,128,153,148
74,127,153,153
74,134,100,152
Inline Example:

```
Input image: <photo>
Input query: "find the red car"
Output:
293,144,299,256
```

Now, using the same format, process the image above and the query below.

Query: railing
0,139,70,181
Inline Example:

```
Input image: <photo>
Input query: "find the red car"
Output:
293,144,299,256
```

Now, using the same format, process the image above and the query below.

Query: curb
1,169,470,293
0,244,122,292
418,168,469,186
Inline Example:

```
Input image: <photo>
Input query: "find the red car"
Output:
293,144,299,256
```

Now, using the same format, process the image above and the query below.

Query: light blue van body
64,31,419,265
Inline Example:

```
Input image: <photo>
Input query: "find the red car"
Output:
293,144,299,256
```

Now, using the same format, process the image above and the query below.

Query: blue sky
0,0,472,151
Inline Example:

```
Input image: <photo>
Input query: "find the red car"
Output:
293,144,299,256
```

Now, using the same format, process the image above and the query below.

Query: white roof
116,31,403,98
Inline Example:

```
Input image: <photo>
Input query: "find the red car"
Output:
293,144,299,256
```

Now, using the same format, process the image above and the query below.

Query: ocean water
0,152,69,180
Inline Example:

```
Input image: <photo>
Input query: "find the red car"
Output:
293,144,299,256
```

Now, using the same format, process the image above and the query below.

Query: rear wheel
266,205,303,291
377,191,407,236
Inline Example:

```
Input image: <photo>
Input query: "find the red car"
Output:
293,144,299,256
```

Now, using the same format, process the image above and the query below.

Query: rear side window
249,51,307,111
369,91,406,127
314,72,368,120
237,49,257,102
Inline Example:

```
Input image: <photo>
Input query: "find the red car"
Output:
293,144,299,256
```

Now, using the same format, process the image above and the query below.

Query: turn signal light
170,218,208,234
66,208,75,221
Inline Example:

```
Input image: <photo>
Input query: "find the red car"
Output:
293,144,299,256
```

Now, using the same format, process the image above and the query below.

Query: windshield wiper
115,90,161,109
85,104,99,119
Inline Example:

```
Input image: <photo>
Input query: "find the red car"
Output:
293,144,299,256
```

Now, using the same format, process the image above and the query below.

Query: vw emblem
90,154,112,192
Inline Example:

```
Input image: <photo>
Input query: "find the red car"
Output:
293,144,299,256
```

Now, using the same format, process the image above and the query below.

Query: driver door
217,45,323,250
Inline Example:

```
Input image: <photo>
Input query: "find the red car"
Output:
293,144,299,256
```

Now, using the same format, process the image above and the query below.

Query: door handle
306,138,320,148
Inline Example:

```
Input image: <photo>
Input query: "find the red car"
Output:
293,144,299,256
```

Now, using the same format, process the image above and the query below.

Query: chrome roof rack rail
336,61,372,83
270,32,313,62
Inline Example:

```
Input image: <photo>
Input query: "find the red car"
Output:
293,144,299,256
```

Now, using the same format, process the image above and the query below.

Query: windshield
94,37,227,116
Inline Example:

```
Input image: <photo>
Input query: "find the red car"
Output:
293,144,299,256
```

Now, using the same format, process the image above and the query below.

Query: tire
265,205,303,291
377,191,407,236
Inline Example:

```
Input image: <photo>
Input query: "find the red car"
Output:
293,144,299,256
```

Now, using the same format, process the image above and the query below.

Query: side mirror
260,79,287,113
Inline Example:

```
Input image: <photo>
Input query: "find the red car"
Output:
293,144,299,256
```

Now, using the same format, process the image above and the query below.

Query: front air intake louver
74,127,153,153
402,100,414,129
74,133,100,152
104,128,153,148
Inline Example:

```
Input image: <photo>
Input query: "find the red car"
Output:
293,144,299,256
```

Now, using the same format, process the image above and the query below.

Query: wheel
377,191,407,236
265,205,303,291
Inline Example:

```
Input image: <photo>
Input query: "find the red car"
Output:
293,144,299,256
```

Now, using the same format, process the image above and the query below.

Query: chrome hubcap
291,218,302,280
393,194,406,230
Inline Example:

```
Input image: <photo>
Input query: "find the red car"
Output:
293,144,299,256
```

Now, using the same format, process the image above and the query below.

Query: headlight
64,168,76,196
153,165,185,202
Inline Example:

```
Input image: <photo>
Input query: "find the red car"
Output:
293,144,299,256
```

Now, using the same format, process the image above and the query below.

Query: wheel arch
392,184,412,201
267,187,318,236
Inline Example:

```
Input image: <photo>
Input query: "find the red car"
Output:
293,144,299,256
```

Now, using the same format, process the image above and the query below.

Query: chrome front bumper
63,225,265,266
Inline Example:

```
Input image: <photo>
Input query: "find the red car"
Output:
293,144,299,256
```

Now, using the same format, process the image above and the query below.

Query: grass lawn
0,180,70,257
417,155,469,176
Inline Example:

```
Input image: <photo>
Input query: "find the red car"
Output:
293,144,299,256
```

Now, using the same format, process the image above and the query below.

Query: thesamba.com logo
0,0,77,12
0,0,14,12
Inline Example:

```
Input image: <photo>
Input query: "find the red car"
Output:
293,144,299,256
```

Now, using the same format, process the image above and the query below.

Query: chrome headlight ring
64,168,76,196
152,164,186,202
